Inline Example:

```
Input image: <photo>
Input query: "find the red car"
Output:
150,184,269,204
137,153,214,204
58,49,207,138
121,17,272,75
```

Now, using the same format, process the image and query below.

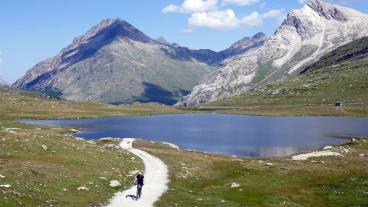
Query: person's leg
138,185,142,198
136,185,139,200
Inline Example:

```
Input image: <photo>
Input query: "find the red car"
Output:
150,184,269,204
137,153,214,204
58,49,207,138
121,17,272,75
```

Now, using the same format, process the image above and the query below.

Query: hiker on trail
135,171,144,199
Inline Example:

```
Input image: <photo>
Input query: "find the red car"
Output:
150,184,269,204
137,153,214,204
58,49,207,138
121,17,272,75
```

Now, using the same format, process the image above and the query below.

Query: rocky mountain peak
62,18,152,54
252,32,267,39
14,18,229,104
178,0,368,106
307,0,347,21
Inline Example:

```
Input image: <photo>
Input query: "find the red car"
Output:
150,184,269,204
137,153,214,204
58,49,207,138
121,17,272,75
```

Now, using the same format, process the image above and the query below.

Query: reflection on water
233,146,302,157
20,114,368,157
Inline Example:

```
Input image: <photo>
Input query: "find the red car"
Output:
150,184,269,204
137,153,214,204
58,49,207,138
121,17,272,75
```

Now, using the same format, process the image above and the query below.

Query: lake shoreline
20,114,368,158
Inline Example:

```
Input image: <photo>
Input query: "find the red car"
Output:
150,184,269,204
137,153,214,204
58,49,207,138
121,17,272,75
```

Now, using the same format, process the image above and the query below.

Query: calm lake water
20,114,368,157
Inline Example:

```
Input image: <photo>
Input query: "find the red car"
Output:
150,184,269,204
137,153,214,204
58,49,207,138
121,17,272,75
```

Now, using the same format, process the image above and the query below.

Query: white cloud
162,4,179,13
181,0,219,12
162,0,285,30
298,0,307,4
222,0,259,6
262,9,285,18
189,8,285,30
188,9,240,30
241,12,263,26
162,0,219,14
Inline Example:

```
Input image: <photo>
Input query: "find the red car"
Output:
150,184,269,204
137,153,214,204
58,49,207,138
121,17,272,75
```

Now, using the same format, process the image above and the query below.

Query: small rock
77,186,89,191
103,144,120,149
0,175,5,179
221,200,226,203
130,157,136,161
109,180,121,188
359,153,365,157
62,188,67,192
323,146,333,150
266,163,274,166
230,182,240,188
351,138,357,142
99,177,107,180
87,140,96,145
41,144,48,151
0,184,11,188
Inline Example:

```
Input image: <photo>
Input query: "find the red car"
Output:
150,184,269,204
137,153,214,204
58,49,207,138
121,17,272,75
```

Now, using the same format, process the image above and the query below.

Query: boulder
77,186,89,191
103,144,120,149
109,180,122,188
323,146,333,150
230,182,240,188
41,144,48,151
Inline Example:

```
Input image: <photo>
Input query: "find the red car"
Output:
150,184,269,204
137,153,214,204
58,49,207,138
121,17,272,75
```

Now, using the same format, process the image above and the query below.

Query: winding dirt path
106,138,169,207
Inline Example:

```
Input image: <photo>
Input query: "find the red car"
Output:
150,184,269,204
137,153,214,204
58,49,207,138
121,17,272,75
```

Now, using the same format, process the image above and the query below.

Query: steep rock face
178,0,368,106
14,19,223,104
211,36,368,106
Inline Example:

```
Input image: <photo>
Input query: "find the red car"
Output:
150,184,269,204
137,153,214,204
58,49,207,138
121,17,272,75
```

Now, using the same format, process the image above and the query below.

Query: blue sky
0,0,367,83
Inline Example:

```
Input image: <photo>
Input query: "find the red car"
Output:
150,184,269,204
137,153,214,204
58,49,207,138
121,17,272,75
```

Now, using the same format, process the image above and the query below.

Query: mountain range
13,19,266,104
13,0,368,106
178,0,368,106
